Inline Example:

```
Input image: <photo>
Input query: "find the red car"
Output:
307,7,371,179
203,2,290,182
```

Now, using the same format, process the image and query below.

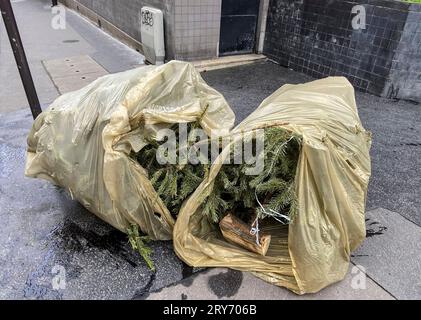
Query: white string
249,135,294,246
254,189,290,225
249,217,260,246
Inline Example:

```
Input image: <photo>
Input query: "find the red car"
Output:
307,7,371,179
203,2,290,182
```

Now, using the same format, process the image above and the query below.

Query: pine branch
201,127,300,224
135,123,300,226
127,224,155,271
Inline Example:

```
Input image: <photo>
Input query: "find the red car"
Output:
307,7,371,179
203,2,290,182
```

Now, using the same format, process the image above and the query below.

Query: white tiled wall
174,0,222,60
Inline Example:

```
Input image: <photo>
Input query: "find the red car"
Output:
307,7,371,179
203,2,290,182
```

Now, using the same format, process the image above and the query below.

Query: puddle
208,269,243,298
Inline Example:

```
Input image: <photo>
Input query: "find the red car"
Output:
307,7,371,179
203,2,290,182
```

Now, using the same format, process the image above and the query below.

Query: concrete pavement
0,0,142,113
0,0,420,300
144,266,395,300
144,207,420,300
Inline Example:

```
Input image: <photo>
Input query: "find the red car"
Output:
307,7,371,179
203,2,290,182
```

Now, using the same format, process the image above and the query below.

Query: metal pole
0,0,42,119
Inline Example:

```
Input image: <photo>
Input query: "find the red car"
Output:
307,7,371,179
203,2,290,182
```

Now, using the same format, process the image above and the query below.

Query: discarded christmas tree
135,122,209,217
133,122,301,263
201,127,300,225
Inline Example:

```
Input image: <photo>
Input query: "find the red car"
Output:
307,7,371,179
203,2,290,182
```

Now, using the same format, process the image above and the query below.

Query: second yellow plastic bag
173,76,371,294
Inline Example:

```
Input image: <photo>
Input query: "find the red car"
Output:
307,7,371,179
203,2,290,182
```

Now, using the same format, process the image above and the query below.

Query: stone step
193,54,267,73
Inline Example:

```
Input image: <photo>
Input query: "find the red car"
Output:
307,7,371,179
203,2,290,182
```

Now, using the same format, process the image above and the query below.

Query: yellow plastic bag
26,61,235,240
26,61,371,294
173,76,371,294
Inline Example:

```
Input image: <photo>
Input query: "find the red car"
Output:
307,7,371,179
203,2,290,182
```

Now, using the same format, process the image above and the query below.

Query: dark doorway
219,0,260,56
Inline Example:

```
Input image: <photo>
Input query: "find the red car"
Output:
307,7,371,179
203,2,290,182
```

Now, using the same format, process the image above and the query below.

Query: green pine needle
127,224,155,271
201,127,301,224
134,123,301,227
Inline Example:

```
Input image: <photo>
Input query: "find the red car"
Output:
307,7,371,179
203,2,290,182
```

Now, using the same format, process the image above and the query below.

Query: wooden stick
219,213,271,256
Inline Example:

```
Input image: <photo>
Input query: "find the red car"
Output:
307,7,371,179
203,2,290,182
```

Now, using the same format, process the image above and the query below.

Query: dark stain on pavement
52,220,139,267
366,218,388,237
402,142,421,147
23,217,153,299
133,273,156,298
134,268,208,300
180,262,194,287
208,269,243,298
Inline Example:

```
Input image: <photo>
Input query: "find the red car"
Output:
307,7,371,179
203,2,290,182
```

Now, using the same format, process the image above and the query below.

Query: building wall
264,0,420,102
62,0,271,62
68,0,177,60
174,0,222,61
384,4,421,102
64,0,223,61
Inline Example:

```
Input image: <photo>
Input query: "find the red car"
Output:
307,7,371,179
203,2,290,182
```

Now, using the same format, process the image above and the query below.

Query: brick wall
264,0,420,102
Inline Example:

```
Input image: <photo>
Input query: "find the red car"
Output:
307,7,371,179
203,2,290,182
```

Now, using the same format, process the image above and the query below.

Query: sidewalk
0,0,143,113
144,208,420,300
0,0,420,300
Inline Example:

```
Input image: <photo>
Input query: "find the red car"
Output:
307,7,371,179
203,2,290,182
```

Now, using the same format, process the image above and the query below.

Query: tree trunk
219,213,271,256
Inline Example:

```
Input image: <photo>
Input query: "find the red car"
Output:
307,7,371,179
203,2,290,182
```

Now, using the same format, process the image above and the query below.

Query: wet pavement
0,110,189,299
0,0,143,113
